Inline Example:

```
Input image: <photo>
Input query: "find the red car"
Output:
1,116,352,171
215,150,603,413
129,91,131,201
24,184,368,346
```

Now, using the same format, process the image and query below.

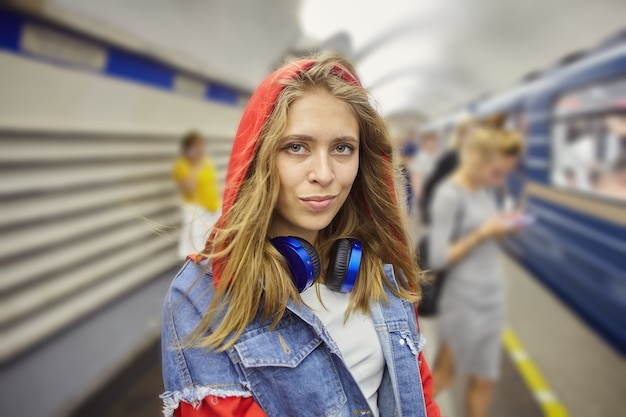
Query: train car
471,36,626,355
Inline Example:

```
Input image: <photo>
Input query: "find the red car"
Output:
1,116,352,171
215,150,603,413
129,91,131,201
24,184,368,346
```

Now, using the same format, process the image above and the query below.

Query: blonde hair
188,52,420,351
477,113,525,156
449,119,477,150
459,125,500,160
497,129,525,156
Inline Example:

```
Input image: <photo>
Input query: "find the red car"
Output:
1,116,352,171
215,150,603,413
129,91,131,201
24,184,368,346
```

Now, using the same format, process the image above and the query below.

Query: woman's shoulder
432,178,463,201
170,259,213,288
165,260,216,320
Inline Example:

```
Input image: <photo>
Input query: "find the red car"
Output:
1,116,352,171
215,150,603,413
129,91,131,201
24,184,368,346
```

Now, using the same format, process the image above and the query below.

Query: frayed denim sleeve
160,384,252,416
160,261,252,416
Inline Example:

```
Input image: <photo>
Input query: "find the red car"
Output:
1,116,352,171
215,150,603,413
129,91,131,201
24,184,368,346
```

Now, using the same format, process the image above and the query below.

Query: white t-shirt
301,284,385,416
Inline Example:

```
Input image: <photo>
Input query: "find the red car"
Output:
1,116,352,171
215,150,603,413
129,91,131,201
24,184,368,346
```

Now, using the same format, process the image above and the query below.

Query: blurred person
419,120,475,225
410,133,439,220
173,131,221,259
411,133,439,191
417,128,525,314
161,53,441,417
393,130,422,246
399,132,419,214
427,126,522,417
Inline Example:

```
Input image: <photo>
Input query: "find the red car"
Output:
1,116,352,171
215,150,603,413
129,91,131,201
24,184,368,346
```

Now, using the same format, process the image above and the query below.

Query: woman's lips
300,196,336,211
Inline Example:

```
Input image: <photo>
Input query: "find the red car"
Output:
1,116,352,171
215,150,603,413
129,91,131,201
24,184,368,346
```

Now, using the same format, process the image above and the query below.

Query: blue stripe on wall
207,82,240,105
0,8,244,106
106,49,175,90
0,9,23,51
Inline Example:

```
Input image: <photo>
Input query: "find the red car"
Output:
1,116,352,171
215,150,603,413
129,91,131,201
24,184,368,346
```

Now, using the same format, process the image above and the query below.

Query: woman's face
465,148,497,185
490,154,519,186
272,91,360,243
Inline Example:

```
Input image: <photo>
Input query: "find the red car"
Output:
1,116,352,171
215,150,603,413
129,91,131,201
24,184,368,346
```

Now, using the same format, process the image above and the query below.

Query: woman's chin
293,217,334,237
313,213,338,228
273,210,338,240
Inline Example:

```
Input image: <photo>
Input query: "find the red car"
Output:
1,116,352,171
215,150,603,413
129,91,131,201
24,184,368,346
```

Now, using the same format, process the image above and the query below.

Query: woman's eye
335,144,354,154
286,143,306,154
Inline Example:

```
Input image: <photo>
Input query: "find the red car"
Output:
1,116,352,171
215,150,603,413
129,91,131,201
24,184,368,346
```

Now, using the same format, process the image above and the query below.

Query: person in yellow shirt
173,131,221,258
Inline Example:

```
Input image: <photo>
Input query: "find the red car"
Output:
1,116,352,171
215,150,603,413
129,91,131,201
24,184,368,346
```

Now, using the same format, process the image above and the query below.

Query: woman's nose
308,153,335,186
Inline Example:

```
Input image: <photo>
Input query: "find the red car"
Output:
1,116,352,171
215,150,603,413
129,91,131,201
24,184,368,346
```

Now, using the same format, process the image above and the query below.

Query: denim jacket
161,260,429,417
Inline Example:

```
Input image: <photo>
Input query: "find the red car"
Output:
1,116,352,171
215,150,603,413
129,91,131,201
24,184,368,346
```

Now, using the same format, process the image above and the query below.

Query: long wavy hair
188,53,421,350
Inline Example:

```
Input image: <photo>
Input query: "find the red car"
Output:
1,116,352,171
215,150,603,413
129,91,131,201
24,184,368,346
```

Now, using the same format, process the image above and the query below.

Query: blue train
428,32,626,355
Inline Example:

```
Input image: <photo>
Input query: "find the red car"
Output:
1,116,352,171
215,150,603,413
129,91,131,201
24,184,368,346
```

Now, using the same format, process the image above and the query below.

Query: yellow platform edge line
502,326,570,417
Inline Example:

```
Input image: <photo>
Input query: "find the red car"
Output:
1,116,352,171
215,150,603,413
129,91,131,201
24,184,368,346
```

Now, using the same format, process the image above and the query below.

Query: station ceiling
21,0,626,118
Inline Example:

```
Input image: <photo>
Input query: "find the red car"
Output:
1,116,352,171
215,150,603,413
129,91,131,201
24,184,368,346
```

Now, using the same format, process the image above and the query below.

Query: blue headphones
271,237,362,293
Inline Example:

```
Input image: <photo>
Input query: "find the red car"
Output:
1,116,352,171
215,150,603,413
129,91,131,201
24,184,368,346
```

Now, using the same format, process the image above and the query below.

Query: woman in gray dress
428,125,521,417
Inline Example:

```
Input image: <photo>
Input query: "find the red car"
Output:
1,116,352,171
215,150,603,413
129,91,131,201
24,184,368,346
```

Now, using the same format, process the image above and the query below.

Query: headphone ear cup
291,237,321,280
271,236,321,292
325,239,353,292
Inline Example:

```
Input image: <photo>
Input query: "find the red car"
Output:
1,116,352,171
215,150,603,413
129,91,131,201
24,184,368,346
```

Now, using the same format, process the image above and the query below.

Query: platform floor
500,255,626,417
73,254,626,417
421,254,626,417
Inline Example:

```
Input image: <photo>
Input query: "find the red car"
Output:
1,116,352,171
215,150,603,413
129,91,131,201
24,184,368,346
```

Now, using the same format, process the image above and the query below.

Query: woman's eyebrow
336,136,359,143
281,134,315,142
281,134,359,143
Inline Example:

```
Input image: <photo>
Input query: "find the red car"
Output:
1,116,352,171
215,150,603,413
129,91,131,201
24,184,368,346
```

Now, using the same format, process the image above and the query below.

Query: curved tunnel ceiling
301,0,626,118
16,0,626,119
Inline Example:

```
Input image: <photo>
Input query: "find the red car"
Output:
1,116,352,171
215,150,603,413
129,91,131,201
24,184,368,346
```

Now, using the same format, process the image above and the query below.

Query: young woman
428,126,521,417
160,54,440,417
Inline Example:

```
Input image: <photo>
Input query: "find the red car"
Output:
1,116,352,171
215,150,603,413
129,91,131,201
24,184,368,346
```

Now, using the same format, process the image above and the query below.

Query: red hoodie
181,59,441,417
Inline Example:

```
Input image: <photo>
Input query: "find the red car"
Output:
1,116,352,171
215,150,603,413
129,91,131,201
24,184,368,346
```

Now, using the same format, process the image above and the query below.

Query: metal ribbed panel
0,130,233,362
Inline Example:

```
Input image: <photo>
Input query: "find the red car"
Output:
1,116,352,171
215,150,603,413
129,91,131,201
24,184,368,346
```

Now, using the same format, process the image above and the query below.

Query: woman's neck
268,221,319,246
452,166,483,191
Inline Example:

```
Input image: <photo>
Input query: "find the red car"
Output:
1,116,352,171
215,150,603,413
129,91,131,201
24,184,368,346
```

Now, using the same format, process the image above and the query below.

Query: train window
550,77,626,202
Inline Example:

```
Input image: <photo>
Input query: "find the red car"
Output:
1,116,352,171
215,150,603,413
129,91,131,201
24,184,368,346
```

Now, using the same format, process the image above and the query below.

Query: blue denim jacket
161,260,428,417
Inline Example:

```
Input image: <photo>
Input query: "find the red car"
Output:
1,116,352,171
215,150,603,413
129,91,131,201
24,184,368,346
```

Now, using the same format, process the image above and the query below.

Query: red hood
198,59,365,287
